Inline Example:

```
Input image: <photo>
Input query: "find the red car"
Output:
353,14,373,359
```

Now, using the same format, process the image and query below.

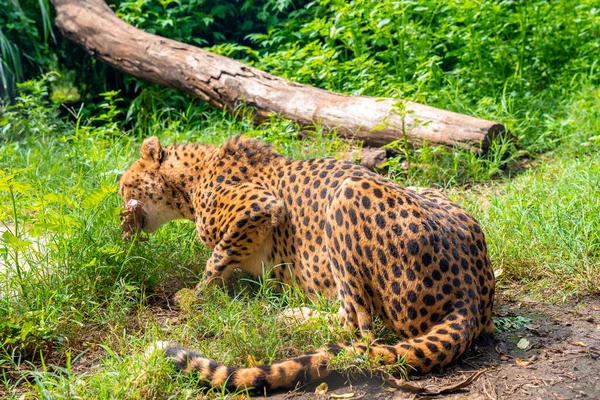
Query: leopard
118,135,495,393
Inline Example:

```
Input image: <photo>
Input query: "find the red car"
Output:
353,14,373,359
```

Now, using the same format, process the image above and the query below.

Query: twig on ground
386,369,489,396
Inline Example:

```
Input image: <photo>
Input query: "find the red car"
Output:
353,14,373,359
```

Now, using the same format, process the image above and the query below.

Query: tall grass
0,0,55,103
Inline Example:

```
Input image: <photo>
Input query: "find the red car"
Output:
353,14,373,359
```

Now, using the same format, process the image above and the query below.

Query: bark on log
51,0,507,152
342,148,390,171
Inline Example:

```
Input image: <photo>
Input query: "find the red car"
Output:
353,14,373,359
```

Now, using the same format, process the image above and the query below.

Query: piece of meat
121,199,144,241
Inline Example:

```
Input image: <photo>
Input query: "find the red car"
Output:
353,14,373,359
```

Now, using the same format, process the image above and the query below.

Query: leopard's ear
140,136,164,166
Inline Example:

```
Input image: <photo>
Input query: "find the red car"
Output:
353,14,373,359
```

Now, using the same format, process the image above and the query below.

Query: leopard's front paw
277,307,322,324
172,287,199,310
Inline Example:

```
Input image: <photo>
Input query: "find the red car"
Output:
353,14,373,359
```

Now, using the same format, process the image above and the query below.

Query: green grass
1,0,599,397
457,153,600,298
1,78,599,398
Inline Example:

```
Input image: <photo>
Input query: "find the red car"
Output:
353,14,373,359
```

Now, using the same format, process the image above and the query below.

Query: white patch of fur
142,201,182,233
144,340,178,360
277,307,322,324
239,235,275,277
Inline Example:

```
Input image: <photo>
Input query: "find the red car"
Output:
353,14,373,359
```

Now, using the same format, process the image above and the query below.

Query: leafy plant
493,315,531,333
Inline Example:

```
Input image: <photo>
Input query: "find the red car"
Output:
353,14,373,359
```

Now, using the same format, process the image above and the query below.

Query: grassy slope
1,0,599,397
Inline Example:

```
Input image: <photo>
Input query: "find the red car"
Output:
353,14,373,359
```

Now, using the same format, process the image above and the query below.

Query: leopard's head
119,136,182,236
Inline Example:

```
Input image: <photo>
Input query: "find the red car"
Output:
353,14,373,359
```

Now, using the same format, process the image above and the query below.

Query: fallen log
51,0,507,152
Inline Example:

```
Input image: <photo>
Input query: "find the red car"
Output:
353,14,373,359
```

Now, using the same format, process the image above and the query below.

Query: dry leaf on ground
517,338,530,349
330,393,356,399
516,357,534,366
315,382,328,395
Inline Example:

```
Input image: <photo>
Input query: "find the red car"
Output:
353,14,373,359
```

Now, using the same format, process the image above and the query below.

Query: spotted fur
119,136,495,392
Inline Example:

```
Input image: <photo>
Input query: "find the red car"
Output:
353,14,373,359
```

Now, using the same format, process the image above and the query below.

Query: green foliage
0,0,55,102
115,0,301,46
382,136,521,188
493,315,531,333
246,0,599,152
0,76,62,142
376,101,522,186
112,0,307,95
3,0,599,158
250,0,600,98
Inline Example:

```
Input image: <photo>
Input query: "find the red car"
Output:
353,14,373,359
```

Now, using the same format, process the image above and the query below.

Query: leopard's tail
148,312,494,393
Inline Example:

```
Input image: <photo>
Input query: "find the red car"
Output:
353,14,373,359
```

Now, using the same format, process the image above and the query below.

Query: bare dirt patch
269,296,600,400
